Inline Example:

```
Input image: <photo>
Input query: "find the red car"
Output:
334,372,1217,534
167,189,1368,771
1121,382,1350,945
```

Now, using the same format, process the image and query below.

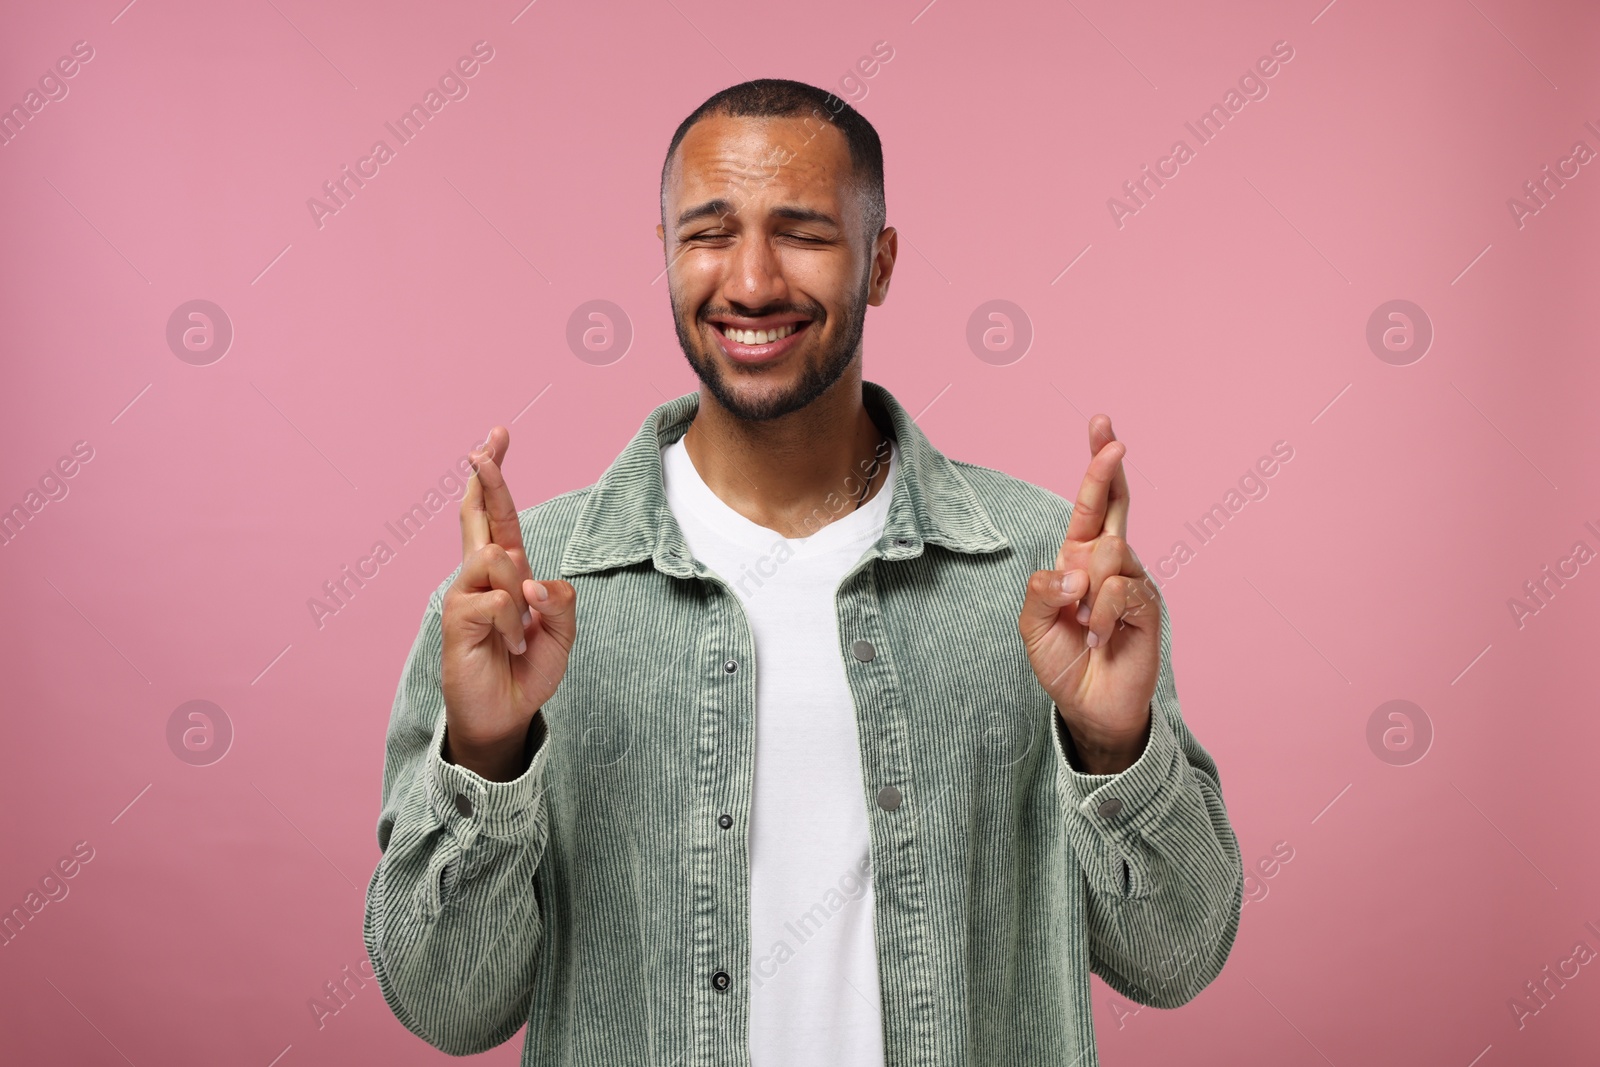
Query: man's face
657,113,895,422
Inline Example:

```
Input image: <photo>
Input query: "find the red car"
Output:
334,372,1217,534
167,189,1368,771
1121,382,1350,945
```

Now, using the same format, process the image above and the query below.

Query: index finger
460,427,522,560
471,426,529,555
1088,414,1131,540
1062,434,1127,547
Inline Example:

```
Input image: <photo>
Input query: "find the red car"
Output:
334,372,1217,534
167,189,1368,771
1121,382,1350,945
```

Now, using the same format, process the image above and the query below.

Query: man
364,79,1242,1066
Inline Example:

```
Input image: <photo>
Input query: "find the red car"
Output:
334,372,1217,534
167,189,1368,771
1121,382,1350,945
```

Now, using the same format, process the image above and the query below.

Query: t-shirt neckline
661,436,900,555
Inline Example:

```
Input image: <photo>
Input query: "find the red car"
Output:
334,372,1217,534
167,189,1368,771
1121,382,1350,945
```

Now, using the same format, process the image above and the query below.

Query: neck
681,372,891,539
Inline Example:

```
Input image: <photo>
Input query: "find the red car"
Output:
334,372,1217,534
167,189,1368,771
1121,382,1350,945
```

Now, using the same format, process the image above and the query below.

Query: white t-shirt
661,434,899,1066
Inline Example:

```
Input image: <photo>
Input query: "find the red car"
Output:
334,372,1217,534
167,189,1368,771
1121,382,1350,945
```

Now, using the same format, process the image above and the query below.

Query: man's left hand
1018,415,1161,774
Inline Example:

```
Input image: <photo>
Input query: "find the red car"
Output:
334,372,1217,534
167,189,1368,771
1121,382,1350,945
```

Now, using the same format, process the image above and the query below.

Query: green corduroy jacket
364,379,1244,1066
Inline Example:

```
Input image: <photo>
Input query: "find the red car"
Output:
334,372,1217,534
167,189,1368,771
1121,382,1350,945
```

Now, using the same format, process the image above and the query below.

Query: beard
671,271,870,423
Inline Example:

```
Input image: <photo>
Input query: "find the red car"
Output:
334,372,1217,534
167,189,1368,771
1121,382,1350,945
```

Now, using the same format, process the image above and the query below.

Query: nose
724,230,788,309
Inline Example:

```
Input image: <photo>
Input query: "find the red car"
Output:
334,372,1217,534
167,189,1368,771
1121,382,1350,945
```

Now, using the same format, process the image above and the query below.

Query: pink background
3,0,1597,1064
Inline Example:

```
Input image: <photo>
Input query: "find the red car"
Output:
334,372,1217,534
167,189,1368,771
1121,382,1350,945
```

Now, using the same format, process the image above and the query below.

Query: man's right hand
440,426,576,782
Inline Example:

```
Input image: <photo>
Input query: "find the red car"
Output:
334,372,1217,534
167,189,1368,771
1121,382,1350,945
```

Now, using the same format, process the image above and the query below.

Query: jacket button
1097,797,1124,818
711,970,731,992
877,785,902,811
893,536,911,548
723,659,739,673
453,793,473,818
717,813,733,829
852,640,876,662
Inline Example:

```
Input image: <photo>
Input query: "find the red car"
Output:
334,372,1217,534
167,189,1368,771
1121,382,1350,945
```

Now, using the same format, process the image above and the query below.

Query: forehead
666,112,856,216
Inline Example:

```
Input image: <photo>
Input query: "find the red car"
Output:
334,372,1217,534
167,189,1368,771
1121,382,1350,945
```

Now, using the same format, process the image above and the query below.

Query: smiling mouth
714,322,806,345
707,318,814,364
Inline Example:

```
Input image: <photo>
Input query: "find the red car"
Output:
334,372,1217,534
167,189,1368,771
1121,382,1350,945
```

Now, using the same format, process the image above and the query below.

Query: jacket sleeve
363,577,555,1054
1052,592,1244,1008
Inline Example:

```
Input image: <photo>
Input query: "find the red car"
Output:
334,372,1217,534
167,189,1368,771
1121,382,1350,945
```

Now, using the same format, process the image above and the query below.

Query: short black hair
660,78,887,244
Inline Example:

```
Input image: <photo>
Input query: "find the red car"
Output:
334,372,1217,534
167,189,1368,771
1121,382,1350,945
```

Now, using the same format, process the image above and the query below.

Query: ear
867,226,898,306
656,223,665,242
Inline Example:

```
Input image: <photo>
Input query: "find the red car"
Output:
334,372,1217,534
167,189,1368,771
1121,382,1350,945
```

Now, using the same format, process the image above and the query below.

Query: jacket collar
558,379,1009,579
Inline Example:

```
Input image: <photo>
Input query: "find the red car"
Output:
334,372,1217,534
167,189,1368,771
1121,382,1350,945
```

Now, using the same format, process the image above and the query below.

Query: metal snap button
717,813,733,829
711,970,731,992
453,793,473,818
1097,797,1124,819
852,640,876,662
723,659,738,673
877,785,902,811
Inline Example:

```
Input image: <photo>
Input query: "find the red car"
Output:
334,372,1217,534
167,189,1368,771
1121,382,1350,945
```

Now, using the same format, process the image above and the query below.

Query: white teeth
727,324,796,345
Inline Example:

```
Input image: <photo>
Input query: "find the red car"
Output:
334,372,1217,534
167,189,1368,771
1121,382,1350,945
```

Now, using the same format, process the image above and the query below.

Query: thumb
524,579,577,650
1020,568,1088,644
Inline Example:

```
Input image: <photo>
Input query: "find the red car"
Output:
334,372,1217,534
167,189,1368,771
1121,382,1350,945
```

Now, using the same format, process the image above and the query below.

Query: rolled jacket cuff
424,711,550,847
1053,694,1184,836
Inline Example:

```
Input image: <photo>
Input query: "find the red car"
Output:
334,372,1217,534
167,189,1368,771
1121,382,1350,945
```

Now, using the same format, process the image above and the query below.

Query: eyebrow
675,200,841,229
